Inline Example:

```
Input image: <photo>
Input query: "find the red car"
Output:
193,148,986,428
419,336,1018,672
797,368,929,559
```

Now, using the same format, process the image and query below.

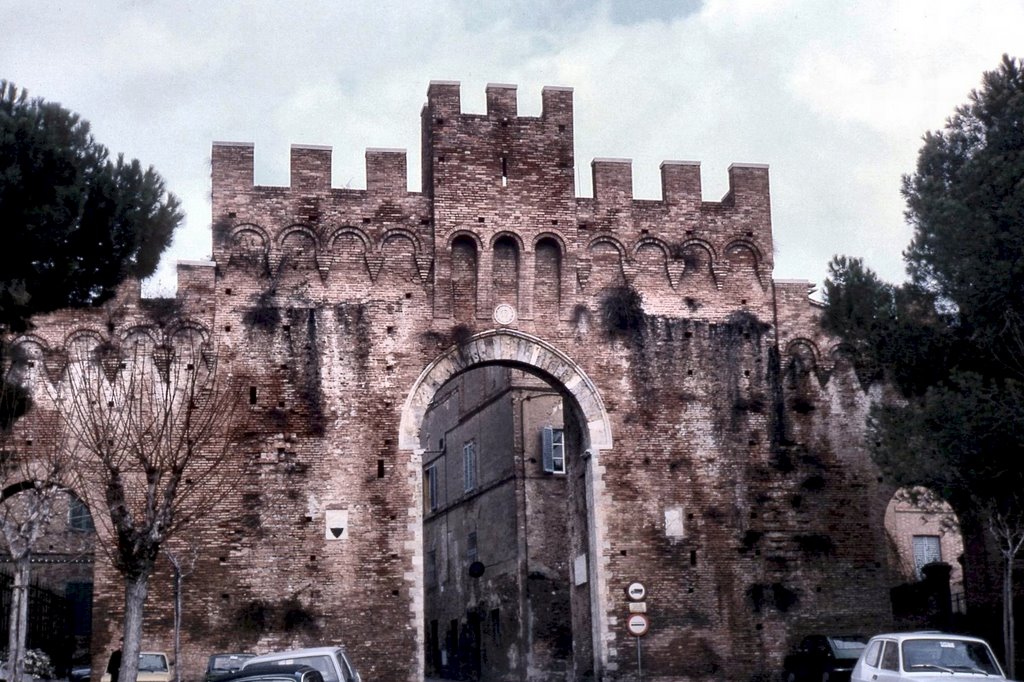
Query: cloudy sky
4,0,1022,296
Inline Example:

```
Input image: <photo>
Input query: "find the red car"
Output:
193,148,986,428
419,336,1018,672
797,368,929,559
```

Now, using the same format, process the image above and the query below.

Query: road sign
627,613,649,637
325,509,348,540
627,582,646,601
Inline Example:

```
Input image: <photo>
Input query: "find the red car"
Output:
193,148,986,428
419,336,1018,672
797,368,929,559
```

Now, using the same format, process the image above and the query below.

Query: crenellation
485,82,518,118
541,85,573,124
724,162,771,207
660,160,702,207
290,144,332,192
365,148,408,195
425,80,462,119
591,158,633,206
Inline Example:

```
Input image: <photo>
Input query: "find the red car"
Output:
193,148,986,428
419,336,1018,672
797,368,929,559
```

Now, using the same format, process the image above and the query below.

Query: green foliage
0,81,182,331
822,55,1024,515
599,285,645,340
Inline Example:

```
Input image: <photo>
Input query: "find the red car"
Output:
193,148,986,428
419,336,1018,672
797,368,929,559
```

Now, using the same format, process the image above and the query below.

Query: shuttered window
542,426,565,474
912,535,942,577
463,441,477,492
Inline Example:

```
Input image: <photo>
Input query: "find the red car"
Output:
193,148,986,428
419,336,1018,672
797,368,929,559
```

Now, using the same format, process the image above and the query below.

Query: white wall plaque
325,509,349,540
493,304,516,325
573,553,588,586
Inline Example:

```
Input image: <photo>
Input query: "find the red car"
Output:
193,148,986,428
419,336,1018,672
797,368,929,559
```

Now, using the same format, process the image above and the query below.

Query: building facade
9,82,898,680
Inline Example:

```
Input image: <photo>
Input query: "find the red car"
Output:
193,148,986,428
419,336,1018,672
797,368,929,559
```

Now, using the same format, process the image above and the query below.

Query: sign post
627,613,648,679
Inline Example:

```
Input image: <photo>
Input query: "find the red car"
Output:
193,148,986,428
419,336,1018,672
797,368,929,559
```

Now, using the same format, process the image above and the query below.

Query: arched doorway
399,330,612,680
884,487,966,627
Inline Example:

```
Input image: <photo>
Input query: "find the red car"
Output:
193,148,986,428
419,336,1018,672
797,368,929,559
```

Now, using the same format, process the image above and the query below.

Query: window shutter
542,426,554,473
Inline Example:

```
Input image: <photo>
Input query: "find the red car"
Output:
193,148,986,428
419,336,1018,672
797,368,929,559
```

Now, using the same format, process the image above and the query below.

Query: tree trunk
173,568,182,682
120,573,151,682
1006,555,1016,679
6,556,31,682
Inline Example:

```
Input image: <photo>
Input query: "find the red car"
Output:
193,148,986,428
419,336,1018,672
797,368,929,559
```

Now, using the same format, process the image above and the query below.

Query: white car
100,652,174,682
852,632,1009,681
243,647,360,682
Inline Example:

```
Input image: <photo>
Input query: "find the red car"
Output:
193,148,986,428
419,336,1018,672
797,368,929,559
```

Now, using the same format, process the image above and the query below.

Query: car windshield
212,656,252,671
829,636,867,660
139,654,168,672
289,656,337,682
901,638,1001,675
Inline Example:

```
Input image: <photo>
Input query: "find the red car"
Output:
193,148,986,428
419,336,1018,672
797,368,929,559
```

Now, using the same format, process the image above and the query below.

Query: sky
4,0,1023,297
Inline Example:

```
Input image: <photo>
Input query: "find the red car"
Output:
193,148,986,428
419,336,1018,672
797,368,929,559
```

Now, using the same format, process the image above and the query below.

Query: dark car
216,663,324,682
783,634,867,682
205,654,256,682
70,666,91,682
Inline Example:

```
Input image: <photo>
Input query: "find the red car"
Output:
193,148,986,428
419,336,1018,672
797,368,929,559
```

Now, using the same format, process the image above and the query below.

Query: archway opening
884,486,966,627
416,361,600,682
0,484,96,677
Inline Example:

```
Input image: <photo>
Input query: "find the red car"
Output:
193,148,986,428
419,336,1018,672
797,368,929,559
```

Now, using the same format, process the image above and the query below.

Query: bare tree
983,495,1024,679
49,325,250,682
164,541,197,682
0,344,75,681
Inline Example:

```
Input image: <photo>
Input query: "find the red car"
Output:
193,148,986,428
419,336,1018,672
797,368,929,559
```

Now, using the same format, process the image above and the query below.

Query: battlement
424,80,573,124
588,158,769,207
210,142,409,195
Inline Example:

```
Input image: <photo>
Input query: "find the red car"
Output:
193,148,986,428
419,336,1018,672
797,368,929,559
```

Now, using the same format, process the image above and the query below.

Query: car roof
245,649,344,665
868,632,990,644
217,663,320,682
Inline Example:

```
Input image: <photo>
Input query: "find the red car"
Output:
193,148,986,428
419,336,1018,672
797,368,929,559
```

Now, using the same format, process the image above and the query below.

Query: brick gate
12,82,895,681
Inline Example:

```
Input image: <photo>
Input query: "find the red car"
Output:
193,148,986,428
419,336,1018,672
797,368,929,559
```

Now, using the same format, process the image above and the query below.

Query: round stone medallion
493,304,516,325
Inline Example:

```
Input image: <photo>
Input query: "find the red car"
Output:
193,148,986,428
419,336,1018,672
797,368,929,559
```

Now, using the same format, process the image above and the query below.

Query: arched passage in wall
0,481,97,672
884,486,966,626
399,329,612,680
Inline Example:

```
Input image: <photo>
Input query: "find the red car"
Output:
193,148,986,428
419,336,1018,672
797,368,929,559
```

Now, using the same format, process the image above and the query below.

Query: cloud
2,0,1021,295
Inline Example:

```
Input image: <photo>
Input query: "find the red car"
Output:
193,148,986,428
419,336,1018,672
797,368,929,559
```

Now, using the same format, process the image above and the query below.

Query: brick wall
10,82,896,682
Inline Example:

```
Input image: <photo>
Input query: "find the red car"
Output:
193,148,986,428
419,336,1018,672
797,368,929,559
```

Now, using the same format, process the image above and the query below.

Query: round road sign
627,613,649,637
627,582,646,601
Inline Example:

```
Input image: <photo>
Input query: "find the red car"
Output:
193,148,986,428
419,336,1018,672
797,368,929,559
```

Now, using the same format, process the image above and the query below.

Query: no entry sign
627,613,649,637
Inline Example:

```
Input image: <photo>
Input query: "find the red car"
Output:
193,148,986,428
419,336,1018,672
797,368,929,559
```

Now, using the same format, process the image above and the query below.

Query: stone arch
275,223,320,249
785,338,821,371
328,226,372,252
632,236,672,296
532,231,567,254
380,227,423,255
400,329,611,450
277,226,320,274
378,229,421,285
723,238,765,268
586,235,629,290
327,226,372,281
228,224,271,273
399,328,613,678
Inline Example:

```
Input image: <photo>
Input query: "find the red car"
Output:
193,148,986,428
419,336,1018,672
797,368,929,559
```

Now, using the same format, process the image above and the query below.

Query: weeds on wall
795,534,835,557
243,290,281,331
599,285,645,342
746,582,799,613
139,297,183,328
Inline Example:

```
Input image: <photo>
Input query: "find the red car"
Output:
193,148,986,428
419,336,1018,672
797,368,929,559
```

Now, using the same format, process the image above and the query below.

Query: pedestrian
106,638,123,682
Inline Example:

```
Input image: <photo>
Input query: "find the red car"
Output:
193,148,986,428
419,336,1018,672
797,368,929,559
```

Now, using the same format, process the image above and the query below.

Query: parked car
217,663,323,682
851,632,1008,681
243,647,360,682
100,652,174,682
70,665,91,682
206,653,256,682
784,634,867,681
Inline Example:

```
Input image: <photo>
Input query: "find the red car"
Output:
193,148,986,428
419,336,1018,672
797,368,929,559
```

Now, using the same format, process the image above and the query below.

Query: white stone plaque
493,304,516,325
325,509,349,540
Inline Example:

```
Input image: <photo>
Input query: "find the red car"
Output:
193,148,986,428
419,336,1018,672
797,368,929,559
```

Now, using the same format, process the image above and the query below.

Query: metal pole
636,635,643,680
